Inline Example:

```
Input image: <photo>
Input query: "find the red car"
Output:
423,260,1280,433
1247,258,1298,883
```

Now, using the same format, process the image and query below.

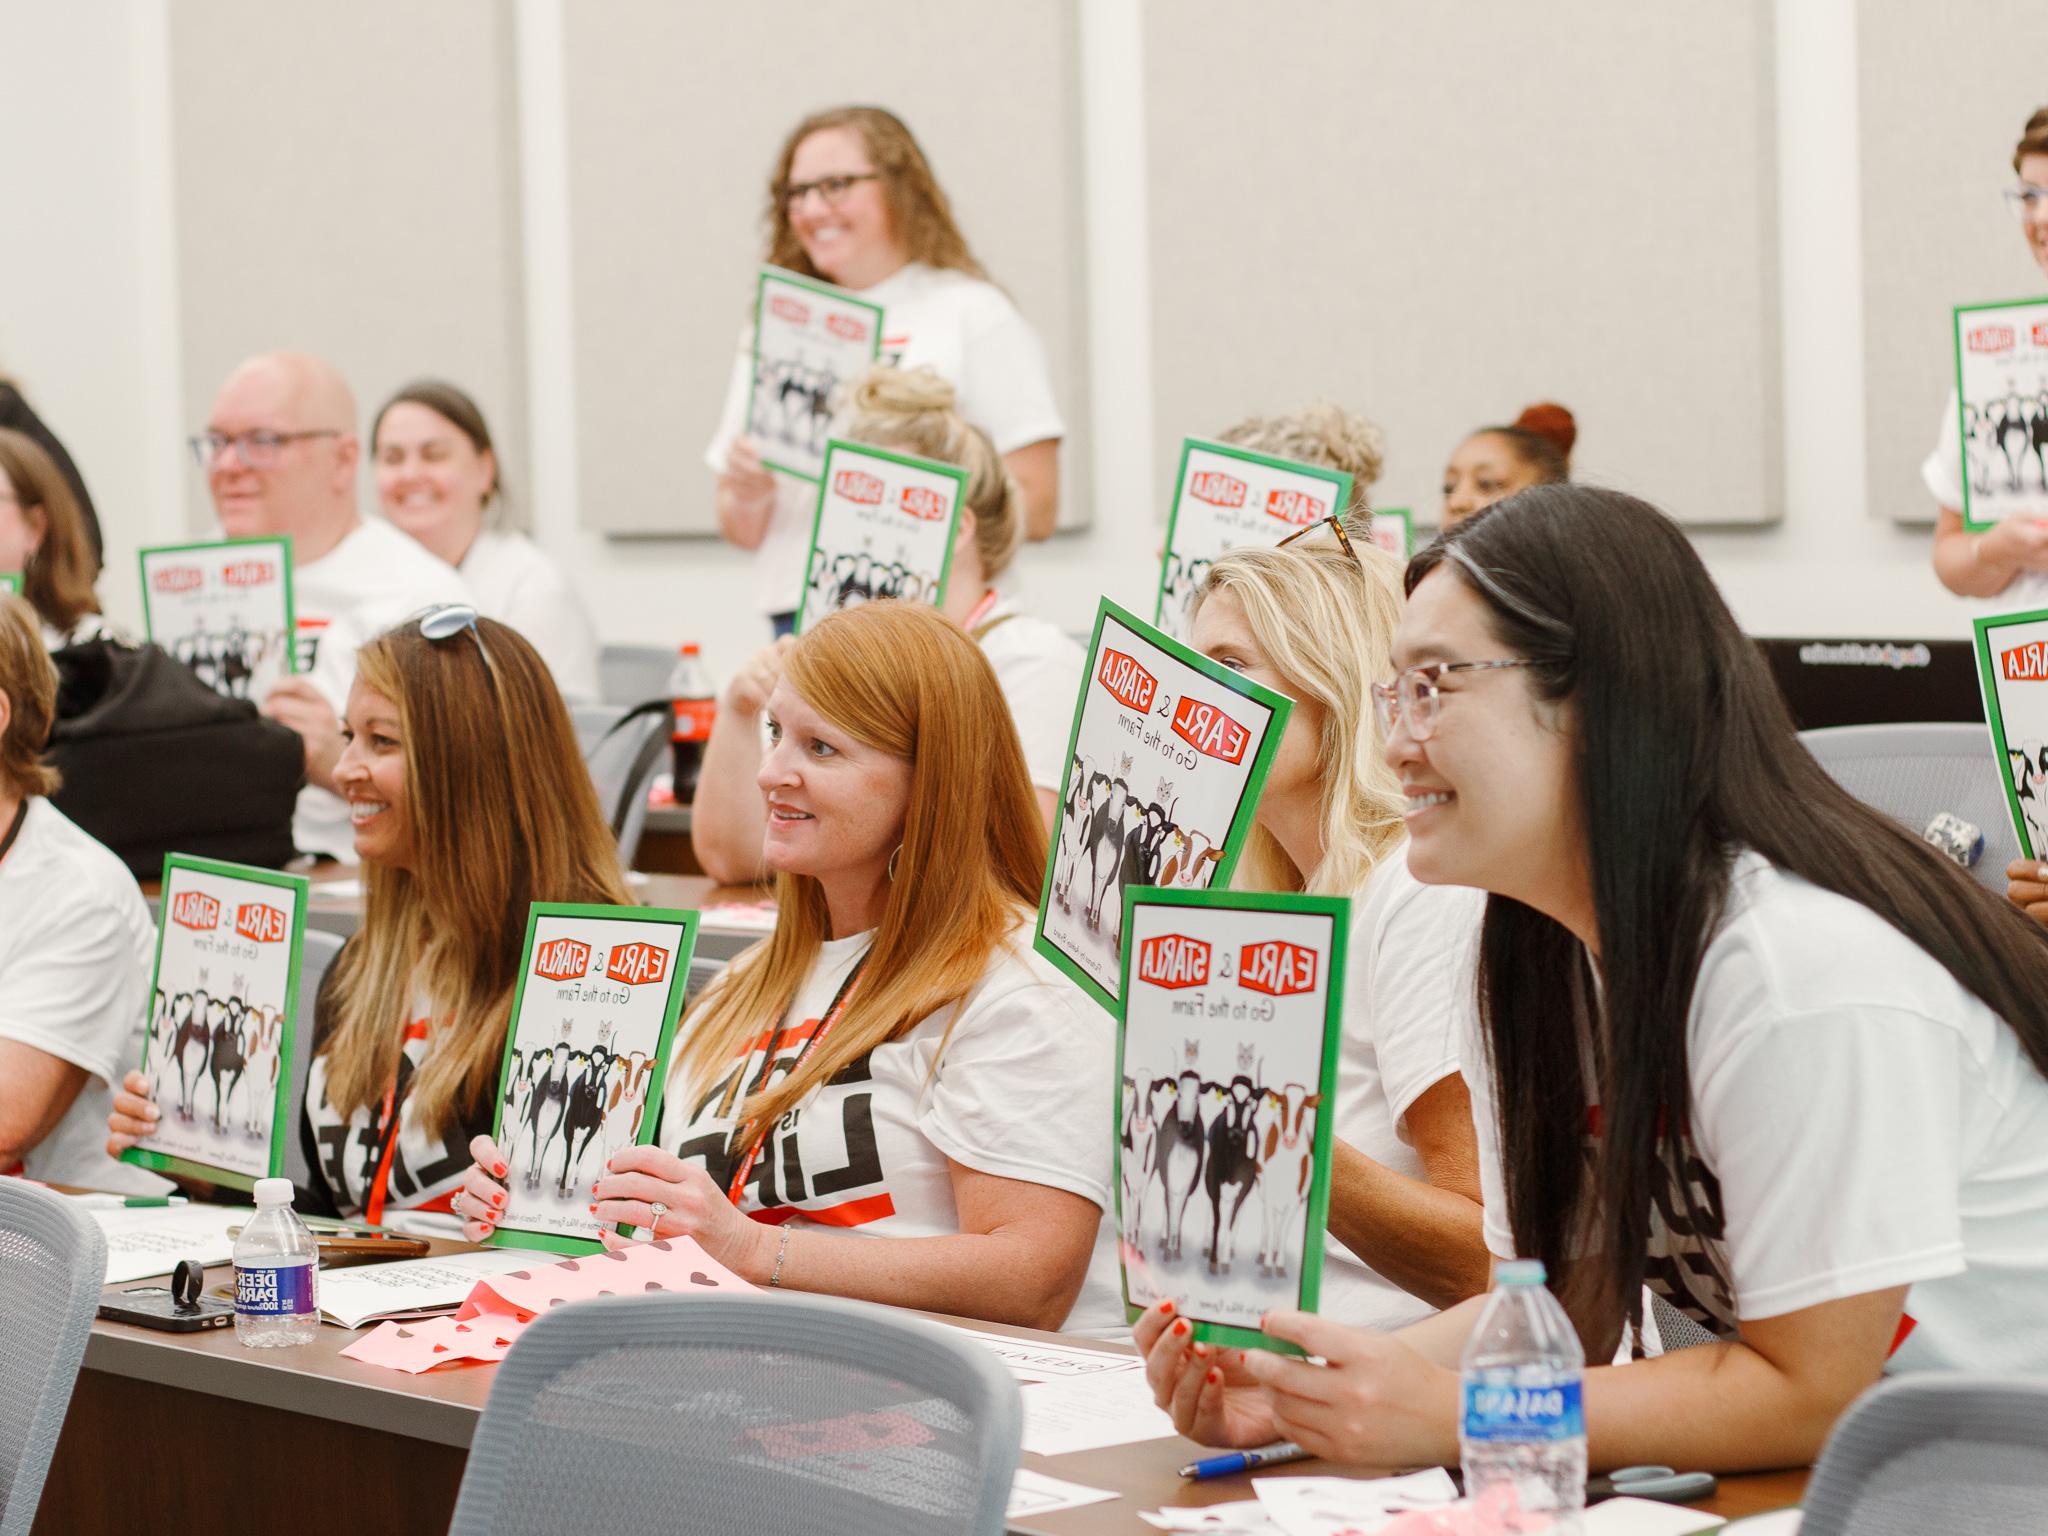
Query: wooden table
40,1241,1807,1535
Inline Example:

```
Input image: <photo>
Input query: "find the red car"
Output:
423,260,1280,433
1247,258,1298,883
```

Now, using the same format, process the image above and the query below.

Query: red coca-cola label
672,697,716,743
170,891,219,931
222,560,276,588
899,485,948,522
1137,934,1210,989
1097,649,1158,712
153,566,203,595
833,468,885,505
606,942,670,986
825,313,870,343
2002,641,2048,682
235,903,288,944
1967,325,2015,354
1264,487,1326,527
1238,940,1317,996
768,295,809,325
533,938,591,982
1171,696,1250,764
1189,470,1248,509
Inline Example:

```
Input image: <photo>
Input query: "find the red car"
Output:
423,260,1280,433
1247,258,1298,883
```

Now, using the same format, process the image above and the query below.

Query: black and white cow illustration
520,1042,573,1186
1999,392,2033,492
1254,1084,1320,1278
599,1050,658,1170
1118,1071,1161,1251
171,988,213,1120
1153,1061,1207,1263
1081,756,1137,932
1052,755,1099,913
207,986,249,1133
2032,392,2048,490
1202,1051,1264,1275
554,1046,615,1196
238,1003,286,1140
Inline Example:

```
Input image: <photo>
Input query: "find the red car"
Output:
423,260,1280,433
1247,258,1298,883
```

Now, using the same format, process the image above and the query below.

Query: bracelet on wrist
769,1226,791,1289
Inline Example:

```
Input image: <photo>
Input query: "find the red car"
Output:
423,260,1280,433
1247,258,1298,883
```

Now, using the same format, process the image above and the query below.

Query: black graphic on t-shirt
676,1037,888,1218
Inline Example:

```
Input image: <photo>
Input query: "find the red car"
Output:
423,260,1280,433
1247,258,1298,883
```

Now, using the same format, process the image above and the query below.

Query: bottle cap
679,642,700,655
1495,1258,1547,1286
253,1177,295,1207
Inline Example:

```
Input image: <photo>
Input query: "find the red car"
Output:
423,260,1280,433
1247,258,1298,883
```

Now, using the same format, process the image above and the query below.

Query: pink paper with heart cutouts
341,1236,757,1375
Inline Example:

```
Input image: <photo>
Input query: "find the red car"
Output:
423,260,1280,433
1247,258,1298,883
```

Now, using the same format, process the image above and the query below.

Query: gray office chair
573,702,669,868
447,1292,1022,1536
599,643,679,711
1798,723,2020,894
1800,1374,2048,1535
0,1181,107,1536
279,928,345,1193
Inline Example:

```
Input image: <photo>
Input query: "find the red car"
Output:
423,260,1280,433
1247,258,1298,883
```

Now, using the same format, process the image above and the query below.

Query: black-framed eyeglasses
1274,514,1360,565
189,429,340,470
777,172,881,212
2004,184,2048,220
1370,659,1537,742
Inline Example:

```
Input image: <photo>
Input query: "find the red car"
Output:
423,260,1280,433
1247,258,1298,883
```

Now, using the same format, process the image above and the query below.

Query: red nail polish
1160,1300,1176,1317
1207,1369,1221,1386
494,1163,507,1177
588,1204,597,1213
1173,1320,1189,1337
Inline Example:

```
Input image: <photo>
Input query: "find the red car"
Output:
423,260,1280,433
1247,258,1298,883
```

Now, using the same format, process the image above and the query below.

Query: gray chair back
0,1181,107,1536
573,702,668,868
599,643,678,710
280,928,345,1193
1798,723,2019,893
447,1292,1022,1536
1801,1373,2048,1535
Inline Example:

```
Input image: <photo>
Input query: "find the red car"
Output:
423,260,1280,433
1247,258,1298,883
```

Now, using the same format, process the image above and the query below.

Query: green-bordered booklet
1156,437,1354,642
745,266,886,482
1973,606,2048,859
1035,598,1291,1014
1115,885,1347,1354
489,903,700,1255
1952,297,2048,531
139,536,296,702
0,572,19,596
122,855,309,1190
794,437,969,633
1365,506,1414,562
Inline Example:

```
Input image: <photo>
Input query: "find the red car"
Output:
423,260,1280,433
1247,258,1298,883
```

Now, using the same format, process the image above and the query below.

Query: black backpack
47,638,304,880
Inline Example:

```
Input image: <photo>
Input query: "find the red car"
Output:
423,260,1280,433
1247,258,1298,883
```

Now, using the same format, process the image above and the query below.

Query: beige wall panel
1144,2,1780,531
169,1,527,530
564,0,1089,536
1858,1,2048,526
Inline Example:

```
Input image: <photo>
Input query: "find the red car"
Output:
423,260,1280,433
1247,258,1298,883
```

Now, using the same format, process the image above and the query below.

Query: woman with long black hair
1134,485,2048,1471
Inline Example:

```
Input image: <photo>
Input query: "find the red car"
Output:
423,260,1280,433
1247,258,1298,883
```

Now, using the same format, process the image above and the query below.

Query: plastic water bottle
1460,1258,1586,1525
233,1177,320,1347
667,643,717,804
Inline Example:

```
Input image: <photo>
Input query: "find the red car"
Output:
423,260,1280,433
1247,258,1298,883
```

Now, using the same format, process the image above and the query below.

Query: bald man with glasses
194,352,470,860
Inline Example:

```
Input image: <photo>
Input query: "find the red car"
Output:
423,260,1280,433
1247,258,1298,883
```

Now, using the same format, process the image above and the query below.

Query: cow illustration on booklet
1953,297,2048,529
490,904,699,1255
139,536,296,702
1036,598,1290,1014
1116,888,1345,1353
122,856,308,1189
795,438,968,632
746,266,884,481
1974,607,2048,858
1156,437,1354,643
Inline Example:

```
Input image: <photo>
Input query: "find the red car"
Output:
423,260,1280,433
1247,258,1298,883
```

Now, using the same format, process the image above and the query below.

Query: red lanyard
723,951,869,1207
961,588,1000,634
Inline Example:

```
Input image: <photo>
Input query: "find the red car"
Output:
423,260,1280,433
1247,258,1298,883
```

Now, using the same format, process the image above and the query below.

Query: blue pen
1178,1441,1309,1481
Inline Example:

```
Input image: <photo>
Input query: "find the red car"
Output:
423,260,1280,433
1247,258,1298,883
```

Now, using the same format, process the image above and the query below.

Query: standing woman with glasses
1929,107,2048,602
108,609,632,1227
707,107,1065,637
1137,487,2048,1472
1179,519,1490,1332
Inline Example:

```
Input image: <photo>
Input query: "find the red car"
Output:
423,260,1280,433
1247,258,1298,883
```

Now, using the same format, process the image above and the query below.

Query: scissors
1587,1465,1719,1505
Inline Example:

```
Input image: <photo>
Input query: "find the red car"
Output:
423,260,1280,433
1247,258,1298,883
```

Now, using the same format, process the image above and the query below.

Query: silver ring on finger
454,1191,467,1217
647,1200,668,1229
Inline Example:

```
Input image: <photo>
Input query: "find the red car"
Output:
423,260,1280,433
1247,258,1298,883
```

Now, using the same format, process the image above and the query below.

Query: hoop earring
887,845,902,883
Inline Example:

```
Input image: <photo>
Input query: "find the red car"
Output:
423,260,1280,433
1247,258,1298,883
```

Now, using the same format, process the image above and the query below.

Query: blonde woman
710,107,1064,634
1218,399,1386,520
1184,523,1490,1329
109,609,630,1225
693,365,1082,881
458,602,1117,1333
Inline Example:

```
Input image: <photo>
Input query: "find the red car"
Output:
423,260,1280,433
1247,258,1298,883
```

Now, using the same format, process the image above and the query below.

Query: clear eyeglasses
1370,659,1536,741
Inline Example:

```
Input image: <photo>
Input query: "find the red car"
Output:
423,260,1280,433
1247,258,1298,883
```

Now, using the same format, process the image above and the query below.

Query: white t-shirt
973,592,1085,795
1320,851,1484,1331
288,518,471,861
707,261,1066,617
1464,852,2048,1373
659,917,1119,1331
1922,387,2048,622
459,528,600,702
0,799,165,1191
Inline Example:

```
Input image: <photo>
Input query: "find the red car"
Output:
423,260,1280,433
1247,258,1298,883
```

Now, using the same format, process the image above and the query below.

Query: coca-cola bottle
667,644,716,805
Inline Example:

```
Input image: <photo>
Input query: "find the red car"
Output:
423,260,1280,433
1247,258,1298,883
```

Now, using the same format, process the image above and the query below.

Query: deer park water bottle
668,643,717,804
1460,1258,1586,1524
233,1177,320,1347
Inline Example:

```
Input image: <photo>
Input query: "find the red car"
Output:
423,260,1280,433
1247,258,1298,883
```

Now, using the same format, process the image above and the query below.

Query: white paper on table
1579,1497,1726,1535
311,878,364,902
956,1327,1146,1382
1140,1501,1288,1533
1019,1370,1181,1456
1717,1511,1801,1535
1007,1468,1119,1518
1253,1469,1460,1536
316,1247,543,1329
97,1204,249,1285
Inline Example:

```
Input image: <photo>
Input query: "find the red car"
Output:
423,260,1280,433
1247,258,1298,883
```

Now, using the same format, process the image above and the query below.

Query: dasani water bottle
233,1177,320,1347
1460,1258,1586,1524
